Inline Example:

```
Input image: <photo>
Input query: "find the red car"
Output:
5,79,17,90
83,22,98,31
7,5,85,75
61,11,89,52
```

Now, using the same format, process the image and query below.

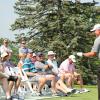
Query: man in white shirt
47,51,58,75
47,51,76,94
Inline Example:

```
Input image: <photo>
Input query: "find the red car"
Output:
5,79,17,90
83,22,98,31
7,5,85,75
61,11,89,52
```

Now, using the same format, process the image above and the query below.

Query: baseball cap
69,55,76,62
1,52,9,58
48,51,56,55
28,49,33,53
33,53,36,57
36,52,44,56
90,24,100,32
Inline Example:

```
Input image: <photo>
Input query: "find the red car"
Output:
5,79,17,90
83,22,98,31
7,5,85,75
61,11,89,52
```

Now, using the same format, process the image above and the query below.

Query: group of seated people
0,39,89,100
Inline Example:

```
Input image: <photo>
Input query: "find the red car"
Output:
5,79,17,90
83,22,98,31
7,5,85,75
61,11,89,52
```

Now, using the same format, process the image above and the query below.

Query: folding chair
13,67,37,94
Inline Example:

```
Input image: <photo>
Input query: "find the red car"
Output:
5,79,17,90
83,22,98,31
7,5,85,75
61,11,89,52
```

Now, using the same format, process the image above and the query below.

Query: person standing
0,39,12,58
19,40,29,55
76,24,100,99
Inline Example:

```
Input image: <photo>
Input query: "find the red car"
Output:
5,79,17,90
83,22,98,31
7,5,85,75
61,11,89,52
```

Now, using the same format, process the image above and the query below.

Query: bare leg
1,78,11,99
14,77,21,94
64,73,73,88
46,75,56,94
56,80,68,93
77,75,83,89
9,81,14,94
38,77,46,93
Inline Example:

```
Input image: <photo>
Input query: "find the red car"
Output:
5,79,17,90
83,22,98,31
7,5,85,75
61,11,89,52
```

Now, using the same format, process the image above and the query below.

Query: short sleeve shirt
59,59,75,74
23,58,37,73
47,59,59,74
91,36,100,59
35,61,46,72
19,47,28,54
35,61,52,74
3,60,15,76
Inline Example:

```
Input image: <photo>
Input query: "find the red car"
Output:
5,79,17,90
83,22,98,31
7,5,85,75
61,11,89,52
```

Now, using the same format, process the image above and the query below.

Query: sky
0,0,17,40
0,0,100,41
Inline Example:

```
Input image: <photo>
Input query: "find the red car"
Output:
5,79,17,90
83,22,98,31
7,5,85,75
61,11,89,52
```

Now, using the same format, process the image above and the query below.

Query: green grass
0,85,98,100
44,85,98,100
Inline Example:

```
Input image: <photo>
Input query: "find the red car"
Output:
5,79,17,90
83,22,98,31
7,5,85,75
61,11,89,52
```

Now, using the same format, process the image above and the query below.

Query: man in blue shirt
23,50,46,95
19,41,29,55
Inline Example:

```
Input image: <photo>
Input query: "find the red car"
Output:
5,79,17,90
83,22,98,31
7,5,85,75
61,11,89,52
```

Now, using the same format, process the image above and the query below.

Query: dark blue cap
36,52,44,56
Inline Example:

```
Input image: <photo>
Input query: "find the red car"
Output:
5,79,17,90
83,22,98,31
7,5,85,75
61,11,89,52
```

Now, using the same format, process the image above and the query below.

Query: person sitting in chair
1,52,21,99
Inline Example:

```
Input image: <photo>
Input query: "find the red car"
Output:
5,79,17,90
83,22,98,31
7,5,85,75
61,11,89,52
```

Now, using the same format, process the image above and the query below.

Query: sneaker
79,88,90,93
36,91,42,96
62,93,68,96
66,92,72,96
11,94,19,100
74,90,80,94
67,88,73,92
6,97,12,100
71,89,76,94
67,88,76,93
52,93,58,96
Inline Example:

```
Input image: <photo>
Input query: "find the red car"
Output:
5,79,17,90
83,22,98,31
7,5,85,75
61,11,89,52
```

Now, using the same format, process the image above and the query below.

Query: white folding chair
13,67,37,94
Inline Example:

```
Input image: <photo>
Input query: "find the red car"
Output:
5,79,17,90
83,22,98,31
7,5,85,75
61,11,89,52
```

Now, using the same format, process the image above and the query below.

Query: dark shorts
8,76,18,82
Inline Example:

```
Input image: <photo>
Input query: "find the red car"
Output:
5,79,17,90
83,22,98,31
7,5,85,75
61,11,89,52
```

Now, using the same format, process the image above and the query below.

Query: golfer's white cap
90,24,100,32
69,55,76,62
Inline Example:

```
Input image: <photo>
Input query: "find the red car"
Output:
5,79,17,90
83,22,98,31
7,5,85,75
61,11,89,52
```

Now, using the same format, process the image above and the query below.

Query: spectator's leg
77,75,83,89
8,81,14,94
14,77,21,94
56,79,68,93
46,75,57,94
65,73,73,88
38,77,46,93
1,78,11,99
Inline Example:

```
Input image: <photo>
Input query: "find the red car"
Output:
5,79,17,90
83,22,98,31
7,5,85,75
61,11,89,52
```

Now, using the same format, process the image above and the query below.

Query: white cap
69,55,76,62
1,52,8,58
90,24,100,31
33,53,36,57
48,51,56,55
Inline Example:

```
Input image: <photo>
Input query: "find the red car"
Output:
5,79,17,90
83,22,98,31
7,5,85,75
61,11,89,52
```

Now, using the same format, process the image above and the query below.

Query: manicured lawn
44,85,98,100
0,85,98,100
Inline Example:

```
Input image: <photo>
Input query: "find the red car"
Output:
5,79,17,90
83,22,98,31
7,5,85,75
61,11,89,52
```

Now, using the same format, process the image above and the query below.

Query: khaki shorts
0,72,9,78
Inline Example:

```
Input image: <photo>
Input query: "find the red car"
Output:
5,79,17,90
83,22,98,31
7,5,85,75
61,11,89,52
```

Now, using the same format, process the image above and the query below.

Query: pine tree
11,0,100,84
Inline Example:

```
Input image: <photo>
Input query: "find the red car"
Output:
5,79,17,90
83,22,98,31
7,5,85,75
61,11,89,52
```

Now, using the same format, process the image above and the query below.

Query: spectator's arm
44,64,49,70
0,63,4,72
25,72,37,77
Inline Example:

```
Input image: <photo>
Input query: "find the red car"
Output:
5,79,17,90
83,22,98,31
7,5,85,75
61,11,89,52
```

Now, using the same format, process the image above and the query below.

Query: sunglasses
39,55,44,57
21,43,26,44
